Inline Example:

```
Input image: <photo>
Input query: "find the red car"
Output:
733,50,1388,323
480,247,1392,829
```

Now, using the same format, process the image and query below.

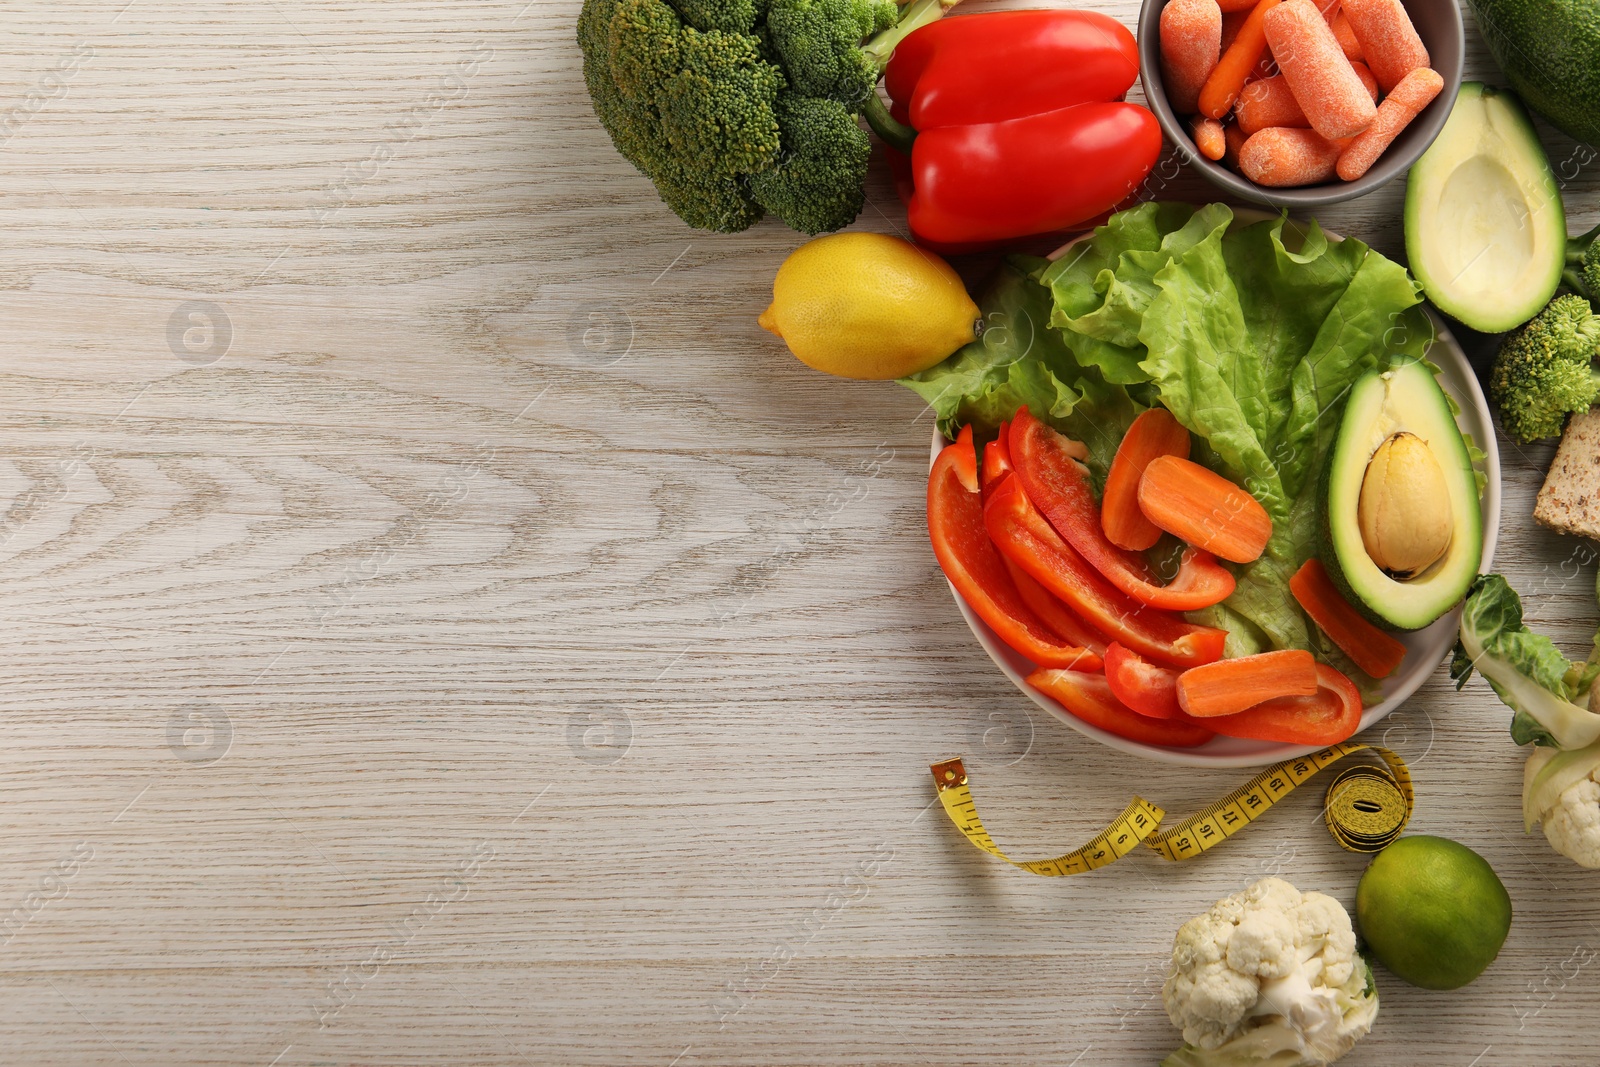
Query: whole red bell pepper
868,10,1163,250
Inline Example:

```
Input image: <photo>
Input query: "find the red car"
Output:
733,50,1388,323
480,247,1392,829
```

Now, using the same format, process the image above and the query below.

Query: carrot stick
1335,66,1444,180
1103,409,1191,551
1137,455,1272,563
1177,649,1320,717
1289,558,1407,678
1198,0,1281,119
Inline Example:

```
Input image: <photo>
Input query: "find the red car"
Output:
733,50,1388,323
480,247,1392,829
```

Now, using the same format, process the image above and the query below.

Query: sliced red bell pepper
1006,559,1111,658
871,11,1162,250
928,427,1101,671
1104,642,1186,720
1008,409,1236,612
980,421,1013,502
983,475,1227,669
1289,559,1408,679
1027,667,1216,748
1203,664,1364,746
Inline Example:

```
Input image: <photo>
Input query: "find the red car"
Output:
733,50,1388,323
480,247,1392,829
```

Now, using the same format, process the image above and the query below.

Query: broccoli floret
747,95,872,235
1489,294,1600,443
579,0,950,235
1565,222,1600,303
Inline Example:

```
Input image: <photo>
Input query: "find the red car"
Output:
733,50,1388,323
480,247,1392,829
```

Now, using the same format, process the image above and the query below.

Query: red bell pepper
869,11,1162,250
984,475,1227,669
1008,410,1236,612
1203,664,1365,746
1028,667,1216,749
927,427,1101,671
1104,642,1185,720
980,421,1013,502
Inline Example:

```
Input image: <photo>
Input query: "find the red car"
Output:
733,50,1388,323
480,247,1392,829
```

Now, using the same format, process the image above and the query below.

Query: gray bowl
1136,0,1465,207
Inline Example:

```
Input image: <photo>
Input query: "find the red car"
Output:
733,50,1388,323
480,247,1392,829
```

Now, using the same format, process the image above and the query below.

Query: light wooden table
0,1,1595,1064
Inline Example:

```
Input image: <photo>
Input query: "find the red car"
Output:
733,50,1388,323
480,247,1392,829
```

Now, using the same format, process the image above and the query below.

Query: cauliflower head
1525,745,1600,868
1161,877,1378,1067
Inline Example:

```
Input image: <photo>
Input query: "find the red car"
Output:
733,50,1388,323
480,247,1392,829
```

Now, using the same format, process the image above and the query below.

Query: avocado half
1320,361,1483,631
1404,83,1565,333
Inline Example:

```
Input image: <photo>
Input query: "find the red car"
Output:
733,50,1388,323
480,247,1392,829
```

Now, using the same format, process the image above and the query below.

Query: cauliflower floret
1161,877,1378,1067
1541,777,1600,869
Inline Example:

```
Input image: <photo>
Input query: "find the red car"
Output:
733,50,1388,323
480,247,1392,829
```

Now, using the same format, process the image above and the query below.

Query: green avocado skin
1471,0,1600,145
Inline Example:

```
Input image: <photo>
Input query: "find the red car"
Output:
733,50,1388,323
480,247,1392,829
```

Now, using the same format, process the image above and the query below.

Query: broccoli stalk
578,0,964,236
1488,293,1600,443
1564,222,1600,303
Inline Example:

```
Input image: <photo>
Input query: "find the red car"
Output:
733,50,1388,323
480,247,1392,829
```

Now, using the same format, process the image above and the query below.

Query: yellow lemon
758,232,980,381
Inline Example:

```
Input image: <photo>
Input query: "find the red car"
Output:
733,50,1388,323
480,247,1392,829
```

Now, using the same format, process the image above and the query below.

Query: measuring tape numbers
931,742,1412,876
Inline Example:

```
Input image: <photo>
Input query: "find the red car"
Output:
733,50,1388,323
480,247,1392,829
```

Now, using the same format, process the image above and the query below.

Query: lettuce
902,202,1435,664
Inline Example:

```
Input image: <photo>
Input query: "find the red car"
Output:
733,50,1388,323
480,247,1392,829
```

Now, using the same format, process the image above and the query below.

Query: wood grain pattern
0,0,1596,1063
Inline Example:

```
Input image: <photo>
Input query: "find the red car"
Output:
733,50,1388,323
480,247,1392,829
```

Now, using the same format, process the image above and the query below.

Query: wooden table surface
1,1,1596,1064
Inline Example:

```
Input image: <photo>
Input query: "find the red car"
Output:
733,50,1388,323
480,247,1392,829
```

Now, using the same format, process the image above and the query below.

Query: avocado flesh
1321,361,1483,631
1405,83,1564,333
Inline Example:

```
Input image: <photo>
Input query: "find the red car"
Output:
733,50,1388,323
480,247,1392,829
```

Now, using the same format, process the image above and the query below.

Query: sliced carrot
1138,455,1272,563
1102,409,1192,551
1198,0,1282,119
1177,649,1320,717
1289,558,1407,678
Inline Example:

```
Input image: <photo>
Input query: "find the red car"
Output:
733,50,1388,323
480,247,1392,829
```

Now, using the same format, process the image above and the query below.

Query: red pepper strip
1203,664,1364,746
1104,642,1187,720
984,476,1227,669
1008,409,1236,611
885,10,1141,131
1006,559,1111,658
928,427,1102,671
1289,559,1407,679
980,421,1013,502
1027,668,1216,748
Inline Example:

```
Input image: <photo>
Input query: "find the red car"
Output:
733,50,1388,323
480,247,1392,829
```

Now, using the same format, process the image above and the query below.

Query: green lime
1356,835,1511,990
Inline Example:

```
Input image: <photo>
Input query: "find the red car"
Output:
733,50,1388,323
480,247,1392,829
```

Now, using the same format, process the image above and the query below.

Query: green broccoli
578,0,955,235
1489,293,1600,443
1565,222,1600,303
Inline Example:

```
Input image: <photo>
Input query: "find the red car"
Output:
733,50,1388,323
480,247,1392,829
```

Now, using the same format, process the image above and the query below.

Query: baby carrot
1341,0,1428,91
1239,126,1344,186
1350,59,1380,100
1198,0,1282,119
1331,11,1364,61
1216,0,1261,10
1336,65,1444,179
1289,559,1407,678
1223,121,1249,169
1263,0,1376,139
1192,115,1228,159
1237,75,1308,134
1176,649,1320,718
1161,0,1224,114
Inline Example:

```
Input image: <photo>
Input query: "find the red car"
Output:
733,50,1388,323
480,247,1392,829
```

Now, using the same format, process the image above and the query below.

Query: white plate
933,220,1502,768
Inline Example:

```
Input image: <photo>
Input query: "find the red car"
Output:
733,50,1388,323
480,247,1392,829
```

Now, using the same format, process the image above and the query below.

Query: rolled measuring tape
931,741,1412,876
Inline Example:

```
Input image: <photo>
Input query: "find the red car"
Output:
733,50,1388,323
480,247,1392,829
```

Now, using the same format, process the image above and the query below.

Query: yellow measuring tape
931,742,1412,876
